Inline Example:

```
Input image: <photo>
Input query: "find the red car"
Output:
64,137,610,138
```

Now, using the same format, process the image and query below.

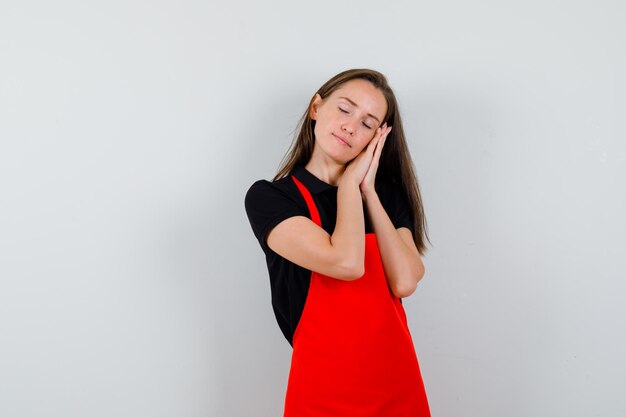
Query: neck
304,149,346,187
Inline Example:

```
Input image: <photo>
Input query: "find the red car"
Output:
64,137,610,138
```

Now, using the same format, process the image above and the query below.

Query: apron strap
291,175,321,227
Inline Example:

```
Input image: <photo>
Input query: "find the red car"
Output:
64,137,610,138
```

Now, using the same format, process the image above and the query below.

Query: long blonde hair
273,69,431,254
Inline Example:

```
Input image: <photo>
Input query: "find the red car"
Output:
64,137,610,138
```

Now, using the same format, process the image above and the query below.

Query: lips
332,133,350,147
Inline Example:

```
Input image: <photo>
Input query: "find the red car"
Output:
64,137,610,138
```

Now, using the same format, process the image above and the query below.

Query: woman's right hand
341,127,384,186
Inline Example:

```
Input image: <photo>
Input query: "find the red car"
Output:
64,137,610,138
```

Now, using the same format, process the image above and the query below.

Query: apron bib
283,175,431,417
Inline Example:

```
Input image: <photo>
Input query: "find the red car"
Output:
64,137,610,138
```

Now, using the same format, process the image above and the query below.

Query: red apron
283,175,431,417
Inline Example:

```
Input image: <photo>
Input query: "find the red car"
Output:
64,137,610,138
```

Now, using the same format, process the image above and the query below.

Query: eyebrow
338,96,382,123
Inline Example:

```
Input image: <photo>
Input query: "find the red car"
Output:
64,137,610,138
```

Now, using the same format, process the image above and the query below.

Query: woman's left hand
360,123,392,197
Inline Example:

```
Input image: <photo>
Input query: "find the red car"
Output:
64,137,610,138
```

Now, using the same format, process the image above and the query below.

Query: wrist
339,175,361,189
360,187,378,202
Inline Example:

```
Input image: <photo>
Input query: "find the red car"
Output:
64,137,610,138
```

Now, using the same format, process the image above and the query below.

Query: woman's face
309,79,387,164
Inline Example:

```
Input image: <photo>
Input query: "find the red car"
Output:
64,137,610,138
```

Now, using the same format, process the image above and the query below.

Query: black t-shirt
244,164,414,346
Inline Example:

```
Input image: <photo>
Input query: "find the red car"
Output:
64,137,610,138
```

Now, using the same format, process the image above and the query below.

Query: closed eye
338,107,373,129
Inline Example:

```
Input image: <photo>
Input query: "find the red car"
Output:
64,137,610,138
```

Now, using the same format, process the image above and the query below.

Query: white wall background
1,1,624,416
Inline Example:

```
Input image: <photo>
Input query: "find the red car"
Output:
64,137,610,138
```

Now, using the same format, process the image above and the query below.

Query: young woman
245,68,431,416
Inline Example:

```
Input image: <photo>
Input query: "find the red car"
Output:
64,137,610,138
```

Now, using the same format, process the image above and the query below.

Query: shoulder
375,178,405,206
244,176,301,210
244,176,308,250
375,179,414,232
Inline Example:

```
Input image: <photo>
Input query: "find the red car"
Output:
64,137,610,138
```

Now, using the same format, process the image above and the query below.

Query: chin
315,135,358,165
330,150,356,165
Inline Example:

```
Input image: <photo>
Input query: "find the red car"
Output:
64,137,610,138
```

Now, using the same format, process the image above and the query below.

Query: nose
341,122,355,135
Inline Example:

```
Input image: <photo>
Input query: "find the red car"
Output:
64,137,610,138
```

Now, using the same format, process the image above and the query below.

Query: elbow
416,265,425,284
392,267,425,298
334,258,365,281
392,281,417,299
325,243,365,280
346,264,365,280
341,264,365,281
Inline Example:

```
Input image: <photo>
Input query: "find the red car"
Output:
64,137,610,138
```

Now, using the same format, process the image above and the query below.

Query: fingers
373,123,392,159
373,134,385,162
368,123,388,151
365,128,381,153
350,123,393,170
365,123,391,173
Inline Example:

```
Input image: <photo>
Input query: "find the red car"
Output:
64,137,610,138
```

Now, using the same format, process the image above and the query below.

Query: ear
309,93,322,120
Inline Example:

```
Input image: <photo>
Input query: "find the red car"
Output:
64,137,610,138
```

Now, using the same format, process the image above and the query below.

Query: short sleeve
244,179,307,252
378,181,414,233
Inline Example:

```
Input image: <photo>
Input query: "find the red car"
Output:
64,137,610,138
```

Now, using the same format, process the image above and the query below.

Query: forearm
362,189,423,297
330,177,366,278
